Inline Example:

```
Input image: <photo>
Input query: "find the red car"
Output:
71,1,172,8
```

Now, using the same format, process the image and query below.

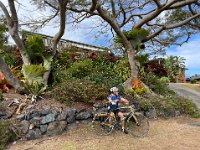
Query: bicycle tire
91,115,113,136
125,112,149,137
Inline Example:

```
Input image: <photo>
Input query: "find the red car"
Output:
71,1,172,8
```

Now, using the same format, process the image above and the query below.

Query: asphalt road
169,83,200,109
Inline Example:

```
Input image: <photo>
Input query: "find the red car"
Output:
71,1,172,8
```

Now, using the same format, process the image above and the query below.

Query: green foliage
114,28,149,49
50,79,108,105
25,34,53,68
67,59,93,79
25,34,45,57
141,72,172,95
190,79,197,84
52,55,130,89
22,65,46,96
180,98,200,118
0,22,8,49
113,59,131,81
159,77,170,84
164,56,186,82
22,65,46,79
0,121,18,150
132,94,200,118
137,53,149,65
2,53,17,67
127,87,147,97
167,9,189,23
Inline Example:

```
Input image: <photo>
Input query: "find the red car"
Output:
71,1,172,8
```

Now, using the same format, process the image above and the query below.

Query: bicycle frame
92,104,150,137
93,105,140,131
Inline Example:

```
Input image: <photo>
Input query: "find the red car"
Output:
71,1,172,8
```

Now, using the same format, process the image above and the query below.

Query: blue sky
166,34,200,77
1,0,199,77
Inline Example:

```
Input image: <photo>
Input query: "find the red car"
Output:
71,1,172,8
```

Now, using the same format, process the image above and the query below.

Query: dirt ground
6,116,200,150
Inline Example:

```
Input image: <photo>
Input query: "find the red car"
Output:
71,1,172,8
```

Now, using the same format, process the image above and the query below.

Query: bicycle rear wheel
126,112,149,137
91,115,113,136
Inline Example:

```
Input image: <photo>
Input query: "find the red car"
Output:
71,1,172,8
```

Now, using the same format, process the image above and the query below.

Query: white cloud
1,0,111,47
167,37,200,70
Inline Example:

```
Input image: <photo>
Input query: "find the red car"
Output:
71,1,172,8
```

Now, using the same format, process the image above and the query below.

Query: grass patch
182,83,200,92
0,120,19,150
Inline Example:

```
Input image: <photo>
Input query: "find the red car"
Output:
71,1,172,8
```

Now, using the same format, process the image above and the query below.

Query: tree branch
120,9,156,27
8,0,19,26
188,4,197,15
109,0,115,17
44,0,58,10
168,0,197,9
153,0,162,8
67,6,98,15
145,26,165,42
145,13,200,41
0,1,11,21
90,0,97,12
52,0,67,55
166,13,200,29
19,10,59,29
134,0,178,29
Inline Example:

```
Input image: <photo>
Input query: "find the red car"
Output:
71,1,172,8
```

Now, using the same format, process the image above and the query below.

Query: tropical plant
164,56,186,82
22,65,46,97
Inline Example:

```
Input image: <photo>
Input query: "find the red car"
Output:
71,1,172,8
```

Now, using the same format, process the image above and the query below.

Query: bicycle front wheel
91,115,113,136
126,112,149,137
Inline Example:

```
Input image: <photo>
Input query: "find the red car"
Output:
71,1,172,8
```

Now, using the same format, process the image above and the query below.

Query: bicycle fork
127,114,139,125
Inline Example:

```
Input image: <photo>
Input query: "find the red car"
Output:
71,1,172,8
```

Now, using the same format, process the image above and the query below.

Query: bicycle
91,103,149,137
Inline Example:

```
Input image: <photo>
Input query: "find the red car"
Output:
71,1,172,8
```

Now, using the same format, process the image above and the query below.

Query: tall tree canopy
66,0,200,83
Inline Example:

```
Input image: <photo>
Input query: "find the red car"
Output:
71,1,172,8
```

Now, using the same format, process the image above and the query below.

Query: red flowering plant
127,79,147,96
0,71,9,92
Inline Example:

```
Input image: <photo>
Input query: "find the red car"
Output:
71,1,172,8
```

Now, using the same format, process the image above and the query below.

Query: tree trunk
126,45,138,80
43,0,67,86
96,5,139,83
0,57,25,92
8,28,30,65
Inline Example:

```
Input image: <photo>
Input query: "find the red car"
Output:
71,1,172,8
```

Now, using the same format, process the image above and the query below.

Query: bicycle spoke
91,116,113,136
126,113,149,137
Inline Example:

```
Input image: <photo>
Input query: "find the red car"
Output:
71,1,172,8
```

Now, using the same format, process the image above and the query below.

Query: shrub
190,79,197,84
180,98,200,118
128,93,200,118
141,73,173,95
0,121,18,150
50,79,108,105
113,59,131,81
67,59,93,79
159,77,170,84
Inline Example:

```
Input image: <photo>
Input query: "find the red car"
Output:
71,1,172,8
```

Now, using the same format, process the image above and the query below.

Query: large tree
0,0,69,92
67,0,200,86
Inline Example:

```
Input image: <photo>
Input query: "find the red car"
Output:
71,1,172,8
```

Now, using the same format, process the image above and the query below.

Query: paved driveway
169,83,200,109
